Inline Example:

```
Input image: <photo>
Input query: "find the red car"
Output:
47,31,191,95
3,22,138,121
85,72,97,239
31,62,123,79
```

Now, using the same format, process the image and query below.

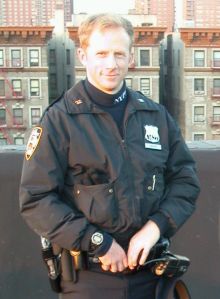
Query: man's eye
97,52,106,57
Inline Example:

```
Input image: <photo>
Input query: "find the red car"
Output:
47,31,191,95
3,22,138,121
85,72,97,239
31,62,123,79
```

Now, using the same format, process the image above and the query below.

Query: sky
73,0,135,14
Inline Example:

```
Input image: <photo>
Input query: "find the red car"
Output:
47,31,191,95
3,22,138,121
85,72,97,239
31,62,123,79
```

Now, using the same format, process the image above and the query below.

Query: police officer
19,14,200,299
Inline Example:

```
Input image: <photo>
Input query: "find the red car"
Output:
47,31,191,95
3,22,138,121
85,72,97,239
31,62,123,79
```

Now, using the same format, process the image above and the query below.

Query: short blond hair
78,13,134,50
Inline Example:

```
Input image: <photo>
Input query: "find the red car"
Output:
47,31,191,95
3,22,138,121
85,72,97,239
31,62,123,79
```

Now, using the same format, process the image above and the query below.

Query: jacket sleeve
19,109,97,251
150,109,200,237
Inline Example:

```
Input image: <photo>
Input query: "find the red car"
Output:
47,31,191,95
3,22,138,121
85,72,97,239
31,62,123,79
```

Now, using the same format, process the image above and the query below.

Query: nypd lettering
25,127,42,160
144,125,162,150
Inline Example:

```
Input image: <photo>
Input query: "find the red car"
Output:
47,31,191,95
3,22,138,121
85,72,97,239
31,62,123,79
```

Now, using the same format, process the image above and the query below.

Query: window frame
10,48,23,67
29,79,40,97
28,48,41,67
193,49,206,67
193,104,206,123
29,106,42,126
138,47,152,67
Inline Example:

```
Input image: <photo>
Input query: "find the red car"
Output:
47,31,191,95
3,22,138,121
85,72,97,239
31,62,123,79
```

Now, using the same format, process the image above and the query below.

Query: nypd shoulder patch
25,127,42,160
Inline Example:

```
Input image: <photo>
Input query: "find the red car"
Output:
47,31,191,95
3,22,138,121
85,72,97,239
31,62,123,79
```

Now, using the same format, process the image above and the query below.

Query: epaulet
136,90,145,97
40,92,65,121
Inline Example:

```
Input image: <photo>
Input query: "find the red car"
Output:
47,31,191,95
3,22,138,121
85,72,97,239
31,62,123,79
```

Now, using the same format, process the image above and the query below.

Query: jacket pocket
73,182,117,228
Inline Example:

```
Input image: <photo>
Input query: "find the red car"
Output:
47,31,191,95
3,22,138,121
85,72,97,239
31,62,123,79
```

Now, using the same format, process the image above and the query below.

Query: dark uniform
19,81,200,298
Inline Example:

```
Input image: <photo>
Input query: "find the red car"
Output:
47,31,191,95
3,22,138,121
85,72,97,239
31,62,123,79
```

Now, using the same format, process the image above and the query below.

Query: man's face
78,27,133,94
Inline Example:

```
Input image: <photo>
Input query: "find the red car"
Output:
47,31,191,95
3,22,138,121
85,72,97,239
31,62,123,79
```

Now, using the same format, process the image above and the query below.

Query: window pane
0,80,5,96
140,78,150,96
30,79,40,96
66,49,70,65
49,49,56,65
194,106,204,122
140,50,150,66
194,134,204,141
31,108,41,125
194,50,205,67
0,138,7,145
29,49,39,66
213,79,220,95
213,106,220,121
12,80,22,96
194,78,204,91
13,108,23,125
14,137,24,145
11,49,21,67
0,109,6,125
213,51,220,67
0,50,4,66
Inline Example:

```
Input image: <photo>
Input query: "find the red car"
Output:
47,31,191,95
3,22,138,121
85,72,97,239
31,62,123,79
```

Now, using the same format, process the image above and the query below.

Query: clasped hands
99,220,160,273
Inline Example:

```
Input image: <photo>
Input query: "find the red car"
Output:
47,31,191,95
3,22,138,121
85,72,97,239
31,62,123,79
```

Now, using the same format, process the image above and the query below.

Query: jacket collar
64,81,160,115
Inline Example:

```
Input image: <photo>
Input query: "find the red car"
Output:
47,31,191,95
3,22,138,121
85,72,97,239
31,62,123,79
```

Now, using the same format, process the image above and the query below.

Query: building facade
161,28,220,141
0,0,73,26
180,28,220,141
130,0,175,32
182,0,220,28
67,26,166,105
0,26,53,145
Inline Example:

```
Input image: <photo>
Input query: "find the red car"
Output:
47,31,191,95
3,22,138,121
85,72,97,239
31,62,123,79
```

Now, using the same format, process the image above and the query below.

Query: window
193,133,205,141
30,108,41,125
0,80,5,97
67,75,71,89
0,109,6,125
14,137,24,145
140,78,150,96
66,49,70,65
30,79,40,97
29,49,40,66
12,79,22,97
213,51,220,67
49,49,56,65
194,78,205,94
213,78,220,95
11,49,22,67
13,108,23,125
125,78,133,89
213,106,220,122
194,50,205,67
193,106,205,123
139,49,150,67
0,49,4,66
0,138,7,145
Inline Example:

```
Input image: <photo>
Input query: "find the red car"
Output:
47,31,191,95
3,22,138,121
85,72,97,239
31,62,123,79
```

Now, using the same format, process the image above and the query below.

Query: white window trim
192,104,206,124
29,78,41,98
192,132,206,141
193,77,206,95
28,47,41,67
9,47,23,68
193,48,207,68
212,49,220,68
125,77,133,89
0,48,6,67
29,106,42,127
138,76,152,97
137,47,152,68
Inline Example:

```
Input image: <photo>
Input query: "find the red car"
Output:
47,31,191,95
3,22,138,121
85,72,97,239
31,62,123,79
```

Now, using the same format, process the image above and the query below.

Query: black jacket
19,81,200,251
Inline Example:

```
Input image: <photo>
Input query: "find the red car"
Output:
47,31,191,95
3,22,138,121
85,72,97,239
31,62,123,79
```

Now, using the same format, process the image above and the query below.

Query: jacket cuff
80,225,97,251
149,211,171,236
91,232,113,257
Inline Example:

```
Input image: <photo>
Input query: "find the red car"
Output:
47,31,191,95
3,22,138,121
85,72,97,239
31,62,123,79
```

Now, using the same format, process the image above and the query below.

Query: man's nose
105,54,117,68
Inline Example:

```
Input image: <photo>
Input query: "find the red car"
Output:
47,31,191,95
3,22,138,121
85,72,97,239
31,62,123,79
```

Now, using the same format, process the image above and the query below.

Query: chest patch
25,127,42,160
144,125,162,150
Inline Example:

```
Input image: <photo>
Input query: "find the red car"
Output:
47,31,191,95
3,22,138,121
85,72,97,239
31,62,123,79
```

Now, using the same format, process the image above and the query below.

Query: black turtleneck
84,79,128,136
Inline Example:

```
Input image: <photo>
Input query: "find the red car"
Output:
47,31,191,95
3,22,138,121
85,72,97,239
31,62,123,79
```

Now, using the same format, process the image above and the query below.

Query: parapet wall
0,147,219,299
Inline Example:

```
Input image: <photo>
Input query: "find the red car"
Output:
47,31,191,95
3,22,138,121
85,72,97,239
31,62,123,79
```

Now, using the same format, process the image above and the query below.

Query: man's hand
99,239,128,273
127,220,160,270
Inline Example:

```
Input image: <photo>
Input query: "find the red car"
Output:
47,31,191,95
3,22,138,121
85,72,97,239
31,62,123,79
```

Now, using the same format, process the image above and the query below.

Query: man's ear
77,48,87,67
